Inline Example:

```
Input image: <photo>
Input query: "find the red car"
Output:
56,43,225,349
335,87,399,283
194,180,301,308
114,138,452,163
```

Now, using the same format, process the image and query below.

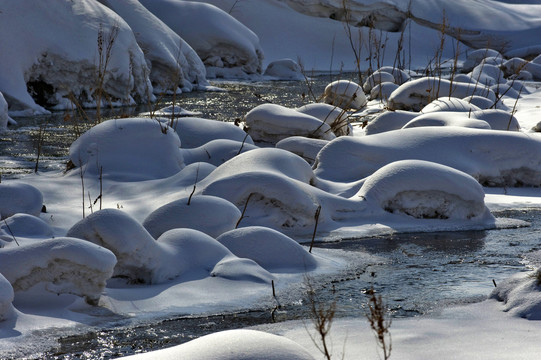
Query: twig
236,193,254,228
3,220,20,246
309,205,322,253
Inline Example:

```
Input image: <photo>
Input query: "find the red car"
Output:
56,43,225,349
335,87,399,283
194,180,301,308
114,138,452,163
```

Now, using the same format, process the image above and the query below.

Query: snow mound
0,183,43,220
314,127,541,186
463,48,503,72
0,274,14,322
0,214,53,241
68,118,184,181
0,0,152,114
490,270,541,320
216,226,317,272
142,195,241,239
471,109,520,131
421,97,482,113
121,329,315,360
141,0,263,78
173,117,253,149
276,136,329,165
296,103,352,137
378,66,410,84
67,209,272,284
100,0,208,93
363,71,395,93
470,63,505,86
245,104,336,144
323,80,367,110
403,113,491,130
357,160,492,220
388,77,496,111
198,148,323,232
369,82,399,101
181,139,258,166
0,237,116,305
364,110,418,135
264,59,304,80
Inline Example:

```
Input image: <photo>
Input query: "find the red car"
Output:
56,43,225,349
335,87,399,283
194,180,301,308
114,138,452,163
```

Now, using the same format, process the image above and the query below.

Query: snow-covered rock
0,237,116,305
0,0,152,114
314,127,541,186
0,92,14,129
68,118,184,181
323,80,367,110
276,136,329,165
120,329,315,360
142,195,241,239
245,104,336,144
0,214,54,241
463,48,503,72
99,0,208,92
296,103,352,136
180,139,258,167
369,82,399,101
216,226,318,271
140,0,263,78
388,77,496,111
67,209,272,284
357,160,493,220
264,59,304,80
421,97,482,113
470,63,505,86
0,274,14,322
402,113,491,130
172,117,253,149
0,183,43,220
363,71,395,93
364,110,418,135
378,66,410,84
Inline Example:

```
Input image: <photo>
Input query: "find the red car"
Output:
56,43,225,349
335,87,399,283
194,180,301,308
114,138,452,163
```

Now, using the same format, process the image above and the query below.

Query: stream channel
1,77,540,359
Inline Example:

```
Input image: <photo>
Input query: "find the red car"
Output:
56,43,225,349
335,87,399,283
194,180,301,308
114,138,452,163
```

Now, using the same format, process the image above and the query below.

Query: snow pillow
0,183,43,220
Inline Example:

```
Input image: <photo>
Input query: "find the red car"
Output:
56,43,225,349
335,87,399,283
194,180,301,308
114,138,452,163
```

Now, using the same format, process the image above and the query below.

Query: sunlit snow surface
1,0,541,359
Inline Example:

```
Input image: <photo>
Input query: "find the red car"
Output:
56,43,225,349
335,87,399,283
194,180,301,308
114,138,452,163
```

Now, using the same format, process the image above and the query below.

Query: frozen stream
1,78,540,359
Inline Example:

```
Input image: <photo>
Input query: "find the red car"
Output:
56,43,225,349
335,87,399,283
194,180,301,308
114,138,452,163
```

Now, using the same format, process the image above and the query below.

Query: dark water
28,209,540,360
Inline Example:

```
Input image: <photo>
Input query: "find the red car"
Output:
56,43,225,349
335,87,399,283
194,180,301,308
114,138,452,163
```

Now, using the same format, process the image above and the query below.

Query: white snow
2,1,541,359
0,237,116,305
0,0,152,115
0,183,43,220
121,329,315,360
140,0,264,78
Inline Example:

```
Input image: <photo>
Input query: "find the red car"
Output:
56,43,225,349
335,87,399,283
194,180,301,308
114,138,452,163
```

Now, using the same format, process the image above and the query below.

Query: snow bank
0,183,43,220
172,117,253,149
388,77,496,111
140,0,263,78
216,226,317,272
0,237,116,305
99,0,208,92
323,80,367,110
67,209,272,284
491,270,541,320
121,329,315,360
0,0,152,114
142,195,241,239
245,104,336,144
68,118,184,181
357,160,492,220
314,127,541,186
